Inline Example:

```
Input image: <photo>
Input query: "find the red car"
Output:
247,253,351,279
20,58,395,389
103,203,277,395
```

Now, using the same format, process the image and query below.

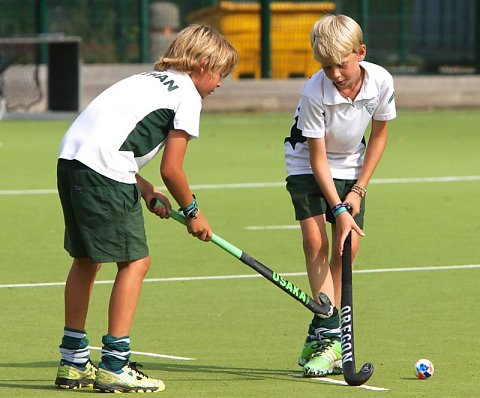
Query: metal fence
337,0,479,74
0,0,478,75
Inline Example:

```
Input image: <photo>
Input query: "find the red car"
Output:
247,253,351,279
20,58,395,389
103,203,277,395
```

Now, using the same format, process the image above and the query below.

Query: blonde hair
310,14,364,65
154,24,239,78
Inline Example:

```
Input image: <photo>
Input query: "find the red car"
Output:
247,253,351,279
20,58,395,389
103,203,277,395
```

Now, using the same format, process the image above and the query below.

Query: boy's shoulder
111,70,193,92
125,70,199,99
301,69,328,92
136,70,191,84
361,61,393,81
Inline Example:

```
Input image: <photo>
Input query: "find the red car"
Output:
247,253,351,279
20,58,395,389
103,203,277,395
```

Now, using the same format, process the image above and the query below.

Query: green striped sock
100,334,131,372
308,311,341,340
59,327,89,367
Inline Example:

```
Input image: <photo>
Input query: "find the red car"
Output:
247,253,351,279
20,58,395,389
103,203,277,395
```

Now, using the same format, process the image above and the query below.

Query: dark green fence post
476,0,480,74
260,0,271,78
116,0,127,62
139,0,149,63
398,0,408,66
359,0,369,48
35,0,48,64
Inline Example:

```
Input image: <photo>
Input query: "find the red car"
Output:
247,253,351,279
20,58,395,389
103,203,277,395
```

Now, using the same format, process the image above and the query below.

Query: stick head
314,292,336,318
344,362,374,386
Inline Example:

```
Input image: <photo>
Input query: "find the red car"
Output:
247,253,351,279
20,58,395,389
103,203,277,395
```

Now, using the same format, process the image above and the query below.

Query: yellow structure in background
188,1,335,79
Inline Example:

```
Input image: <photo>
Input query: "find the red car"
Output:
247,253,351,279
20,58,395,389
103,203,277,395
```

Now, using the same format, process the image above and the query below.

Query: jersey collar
323,62,378,105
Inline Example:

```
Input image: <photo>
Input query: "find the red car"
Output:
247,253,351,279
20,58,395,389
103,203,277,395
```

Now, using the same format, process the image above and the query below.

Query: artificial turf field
0,110,479,397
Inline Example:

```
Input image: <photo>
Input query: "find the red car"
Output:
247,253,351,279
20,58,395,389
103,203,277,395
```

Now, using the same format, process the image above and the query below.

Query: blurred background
0,0,478,75
0,0,479,114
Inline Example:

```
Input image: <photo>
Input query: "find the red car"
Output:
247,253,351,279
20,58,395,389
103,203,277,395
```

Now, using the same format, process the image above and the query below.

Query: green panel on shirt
120,108,175,157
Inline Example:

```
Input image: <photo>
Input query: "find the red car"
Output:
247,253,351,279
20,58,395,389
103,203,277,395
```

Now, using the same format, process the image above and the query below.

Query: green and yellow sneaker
93,362,165,393
55,360,98,389
302,339,343,377
298,336,321,366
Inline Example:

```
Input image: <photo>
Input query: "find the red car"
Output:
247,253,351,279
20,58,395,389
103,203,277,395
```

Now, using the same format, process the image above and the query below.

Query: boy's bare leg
300,216,334,305
95,257,165,393
298,216,343,377
56,258,100,389
65,257,102,330
108,257,150,337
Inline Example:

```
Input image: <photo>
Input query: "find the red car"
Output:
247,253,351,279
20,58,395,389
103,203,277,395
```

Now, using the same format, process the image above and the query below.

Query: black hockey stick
340,232,374,386
150,198,334,317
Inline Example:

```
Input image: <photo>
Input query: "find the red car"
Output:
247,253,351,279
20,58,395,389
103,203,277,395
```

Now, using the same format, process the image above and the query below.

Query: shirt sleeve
298,93,327,139
173,86,202,138
373,72,396,121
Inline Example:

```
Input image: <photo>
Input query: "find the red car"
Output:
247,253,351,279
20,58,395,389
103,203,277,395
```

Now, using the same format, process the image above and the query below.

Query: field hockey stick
150,198,334,317
341,231,374,386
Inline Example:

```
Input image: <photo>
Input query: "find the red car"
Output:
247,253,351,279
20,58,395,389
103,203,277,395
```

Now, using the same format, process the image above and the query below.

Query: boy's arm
160,129,212,241
307,137,342,207
343,120,388,216
160,130,196,208
355,120,388,189
307,137,364,254
135,174,171,218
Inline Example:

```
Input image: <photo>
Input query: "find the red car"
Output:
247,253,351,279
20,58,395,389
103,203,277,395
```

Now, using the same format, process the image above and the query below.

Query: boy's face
190,68,223,99
321,45,366,89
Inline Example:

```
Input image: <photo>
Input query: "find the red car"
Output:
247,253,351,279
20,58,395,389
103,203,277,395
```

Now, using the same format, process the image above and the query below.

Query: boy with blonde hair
284,15,396,376
55,24,238,393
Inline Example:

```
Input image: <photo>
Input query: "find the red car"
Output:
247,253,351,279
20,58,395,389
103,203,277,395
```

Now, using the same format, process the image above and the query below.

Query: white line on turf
89,346,195,361
0,175,479,195
370,175,480,184
245,225,300,230
0,188,58,195
289,373,389,391
1,264,479,289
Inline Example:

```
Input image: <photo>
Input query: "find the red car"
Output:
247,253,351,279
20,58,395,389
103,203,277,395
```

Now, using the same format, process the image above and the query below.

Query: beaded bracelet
352,184,366,197
350,186,364,198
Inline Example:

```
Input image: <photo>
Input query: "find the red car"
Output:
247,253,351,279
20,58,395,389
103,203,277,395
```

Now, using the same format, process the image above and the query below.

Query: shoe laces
127,362,147,378
311,340,335,359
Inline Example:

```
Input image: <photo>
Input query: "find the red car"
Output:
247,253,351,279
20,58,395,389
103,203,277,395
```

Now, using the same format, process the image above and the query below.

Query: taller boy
55,24,238,393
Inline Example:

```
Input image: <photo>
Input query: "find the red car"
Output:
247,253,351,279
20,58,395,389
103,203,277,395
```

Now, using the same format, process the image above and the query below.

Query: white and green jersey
59,70,201,183
284,61,396,179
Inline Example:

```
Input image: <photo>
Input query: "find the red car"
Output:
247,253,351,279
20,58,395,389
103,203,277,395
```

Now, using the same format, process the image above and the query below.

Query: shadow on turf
145,361,301,382
0,381,93,394
0,360,329,387
0,361,91,393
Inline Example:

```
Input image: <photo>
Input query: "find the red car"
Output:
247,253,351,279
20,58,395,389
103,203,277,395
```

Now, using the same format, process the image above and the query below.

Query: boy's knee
134,257,151,276
118,256,151,276
140,257,151,273
303,235,328,257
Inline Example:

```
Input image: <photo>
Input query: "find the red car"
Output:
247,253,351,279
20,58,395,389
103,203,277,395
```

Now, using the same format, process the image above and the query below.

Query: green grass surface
1,110,479,397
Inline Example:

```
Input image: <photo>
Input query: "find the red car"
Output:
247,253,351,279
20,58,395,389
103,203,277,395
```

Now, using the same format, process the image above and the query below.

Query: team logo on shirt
140,72,179,92
364,101,376,115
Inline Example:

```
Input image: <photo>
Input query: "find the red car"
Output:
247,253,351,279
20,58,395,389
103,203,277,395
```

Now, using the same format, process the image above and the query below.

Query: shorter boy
284,15,396,376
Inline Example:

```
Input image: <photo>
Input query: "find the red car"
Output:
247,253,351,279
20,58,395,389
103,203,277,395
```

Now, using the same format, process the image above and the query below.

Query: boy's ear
357,44,367,61
190,65,204,77
198,58,207,72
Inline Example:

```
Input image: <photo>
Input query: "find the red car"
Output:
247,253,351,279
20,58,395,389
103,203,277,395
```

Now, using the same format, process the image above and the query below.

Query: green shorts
57,159,149,264
285,174,365,228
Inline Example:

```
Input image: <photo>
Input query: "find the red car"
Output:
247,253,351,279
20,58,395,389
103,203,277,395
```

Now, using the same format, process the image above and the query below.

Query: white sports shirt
59,70,202,183
284,61,396,179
